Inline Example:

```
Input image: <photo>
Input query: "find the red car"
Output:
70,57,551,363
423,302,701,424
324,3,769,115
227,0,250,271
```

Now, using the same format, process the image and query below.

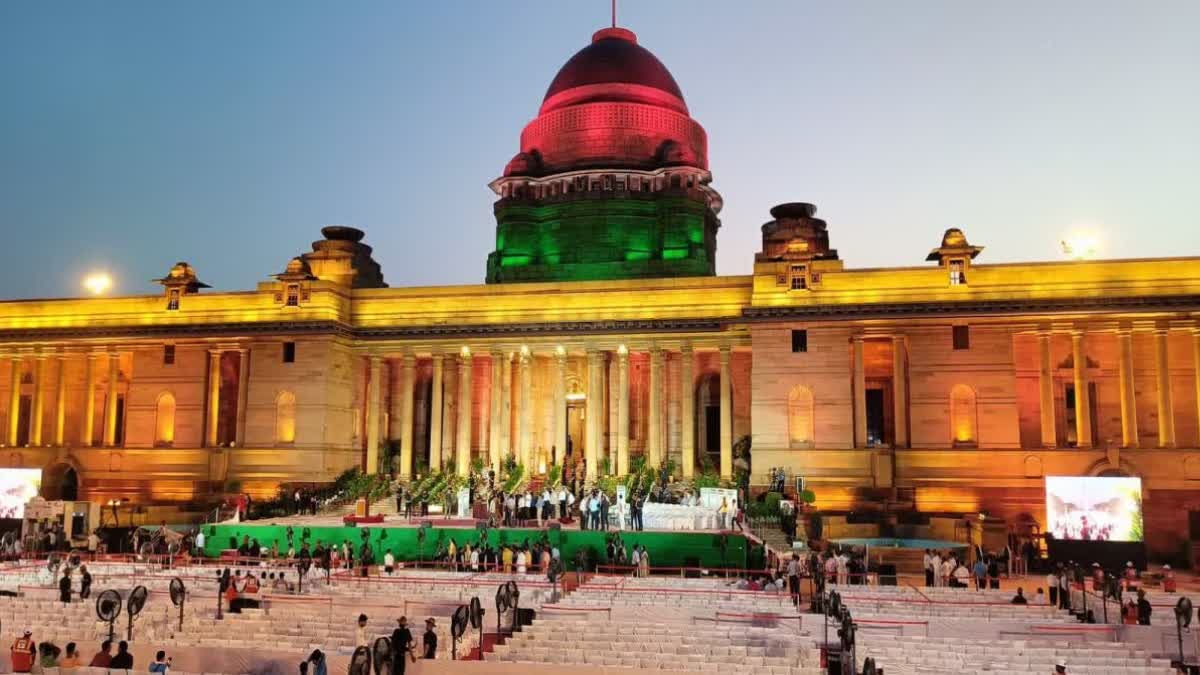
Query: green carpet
201,523,748,571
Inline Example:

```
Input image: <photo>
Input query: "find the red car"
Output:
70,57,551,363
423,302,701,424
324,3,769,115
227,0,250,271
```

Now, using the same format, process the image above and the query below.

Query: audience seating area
1,558,1195,674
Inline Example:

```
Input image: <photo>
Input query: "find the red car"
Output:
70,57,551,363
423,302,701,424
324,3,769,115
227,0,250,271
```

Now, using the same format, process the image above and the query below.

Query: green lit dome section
486,27,722,284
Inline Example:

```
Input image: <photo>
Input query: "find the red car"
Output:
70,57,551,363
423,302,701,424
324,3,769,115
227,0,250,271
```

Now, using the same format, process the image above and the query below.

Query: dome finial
611,0,616,28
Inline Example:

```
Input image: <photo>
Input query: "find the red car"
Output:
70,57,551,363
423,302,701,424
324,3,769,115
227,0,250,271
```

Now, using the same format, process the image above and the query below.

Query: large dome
540,27,688,115
507,26,708,176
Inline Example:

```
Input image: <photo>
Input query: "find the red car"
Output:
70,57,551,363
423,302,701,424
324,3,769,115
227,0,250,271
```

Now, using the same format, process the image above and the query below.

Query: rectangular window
791,329,808,353
949,259,966,285
285,284,300,307
952,325,970,350
790,265,807,290
282,342,296,363
163,345,175,365
166,289,180,311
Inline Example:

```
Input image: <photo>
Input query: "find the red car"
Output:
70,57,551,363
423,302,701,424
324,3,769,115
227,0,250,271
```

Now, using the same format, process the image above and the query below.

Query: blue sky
1,1,1197,298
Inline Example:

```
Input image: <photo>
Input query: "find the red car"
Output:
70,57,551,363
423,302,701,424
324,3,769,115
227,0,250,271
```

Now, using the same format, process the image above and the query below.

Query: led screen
1045,476,1143,542
0,468,42,519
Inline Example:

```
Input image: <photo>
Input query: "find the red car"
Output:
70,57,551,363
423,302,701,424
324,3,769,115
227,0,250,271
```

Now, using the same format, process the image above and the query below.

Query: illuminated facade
1,26,1198,557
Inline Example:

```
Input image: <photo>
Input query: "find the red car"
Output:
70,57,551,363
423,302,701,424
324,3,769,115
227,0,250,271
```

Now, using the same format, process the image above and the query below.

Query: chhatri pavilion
2,26,1199,558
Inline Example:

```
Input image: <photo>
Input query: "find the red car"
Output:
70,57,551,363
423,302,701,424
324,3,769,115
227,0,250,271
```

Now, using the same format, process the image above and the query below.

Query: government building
2,26,1198,558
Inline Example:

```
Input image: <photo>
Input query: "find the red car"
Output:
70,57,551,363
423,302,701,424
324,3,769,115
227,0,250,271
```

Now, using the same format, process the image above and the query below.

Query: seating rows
860,635,1173,675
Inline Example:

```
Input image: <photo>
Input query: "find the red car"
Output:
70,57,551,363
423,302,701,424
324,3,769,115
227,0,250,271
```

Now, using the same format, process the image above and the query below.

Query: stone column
81,353,96,447
1117,329,1139,448
500,352,512,463
1154,328,1176,448
648,346,664,468
455,349,473,477
365,355,383,474
205,349,221,447
429,354,444,472
852,336,867,448
399,353,416,479
54,354,67,446
235,348,250,447
680,344,695,479
1071,331,1092,448
1193,330,1200,443
489,351,502,473
719,345,733,480
518,348,533,469
586,348,602,479
30,354,47,446
553,348,567,467
1038,331,1056,448
104,351,120,447
617,346,631,477
891,336,908,448
7,355,21,447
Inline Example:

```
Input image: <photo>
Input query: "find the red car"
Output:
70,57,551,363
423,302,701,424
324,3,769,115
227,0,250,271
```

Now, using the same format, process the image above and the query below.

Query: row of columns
4,351,121,448
850,335,909,449
362,343,735,480
1035,327,1200,449
204,348,250,448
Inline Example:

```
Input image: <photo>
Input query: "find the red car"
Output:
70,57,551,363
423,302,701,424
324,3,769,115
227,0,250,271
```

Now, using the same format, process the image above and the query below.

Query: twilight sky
1,1,1197,299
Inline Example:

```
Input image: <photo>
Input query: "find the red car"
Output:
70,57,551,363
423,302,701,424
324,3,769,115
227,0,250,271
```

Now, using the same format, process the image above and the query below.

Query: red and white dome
504,27,708,177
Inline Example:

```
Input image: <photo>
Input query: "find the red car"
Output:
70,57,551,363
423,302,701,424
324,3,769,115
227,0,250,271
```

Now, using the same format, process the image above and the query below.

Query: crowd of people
9,635,142,674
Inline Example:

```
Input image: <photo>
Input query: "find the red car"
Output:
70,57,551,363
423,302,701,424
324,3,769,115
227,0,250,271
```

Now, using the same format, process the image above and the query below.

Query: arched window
154,392,176,447
788,385,815,448
950,384,978,447
275,391,297,444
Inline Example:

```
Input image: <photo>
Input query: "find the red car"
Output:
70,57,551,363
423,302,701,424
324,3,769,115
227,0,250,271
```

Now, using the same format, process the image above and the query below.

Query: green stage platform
200,522,748,570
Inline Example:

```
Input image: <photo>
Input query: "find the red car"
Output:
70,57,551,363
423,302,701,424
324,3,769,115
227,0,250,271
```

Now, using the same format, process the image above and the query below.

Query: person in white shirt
355,614,370,649
580,494,592,530
383,550,395,575
614,494,627,530
922,550,935,587
516,549,527,574
836,551,850,585
940,556,954,588
630,547,642,577
470,547,480,571
952,563,970,588
1033,587,1046,604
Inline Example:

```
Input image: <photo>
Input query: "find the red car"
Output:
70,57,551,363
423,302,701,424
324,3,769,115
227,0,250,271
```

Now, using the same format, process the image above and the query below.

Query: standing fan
47,553,62,575
348,646,371,675
1174,596,1194,670
495,583,512,636
370,636,391,675
468,596,484,654
450,604,469,661
96,589,122,642
126,585,148,641
168,578,186,632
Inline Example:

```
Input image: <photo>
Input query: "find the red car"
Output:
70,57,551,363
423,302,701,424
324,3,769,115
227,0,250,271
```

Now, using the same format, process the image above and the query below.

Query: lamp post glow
83,273,113,295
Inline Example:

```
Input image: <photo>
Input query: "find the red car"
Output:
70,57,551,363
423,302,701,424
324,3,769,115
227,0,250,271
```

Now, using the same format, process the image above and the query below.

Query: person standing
786,553,801,607
599,492,610,531
973,558,987,591
1136,589,1152,625
638,547,650,578
987,556,1001,590
422,618,438,659
390,616,415,674
630,546,641,578
58,570,72,604
922,550,935,587
355,614,370,650
1046,569,1059,607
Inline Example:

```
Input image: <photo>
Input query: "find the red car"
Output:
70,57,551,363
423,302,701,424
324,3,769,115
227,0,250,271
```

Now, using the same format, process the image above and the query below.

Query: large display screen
0,469,42,519
1045,476,1143,542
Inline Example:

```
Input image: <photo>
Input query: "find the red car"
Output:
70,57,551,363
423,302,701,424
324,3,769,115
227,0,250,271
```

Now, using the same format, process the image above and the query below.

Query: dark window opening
166,289,180,311
952,325,970,350
285,284,300,307
791,329,808,353
282,342,296,363
163,345,175,365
